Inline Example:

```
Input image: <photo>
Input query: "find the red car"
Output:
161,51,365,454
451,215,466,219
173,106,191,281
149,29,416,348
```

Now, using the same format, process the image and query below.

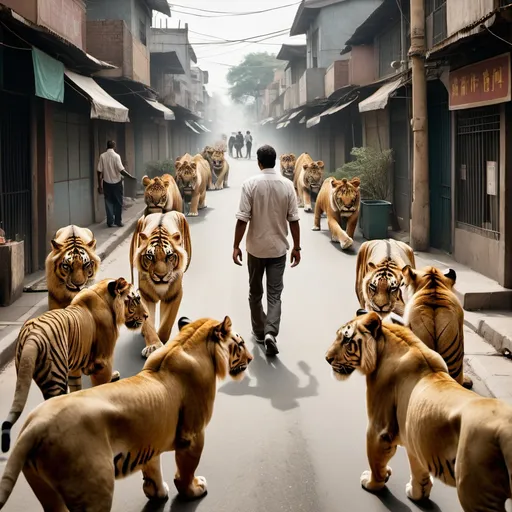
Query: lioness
326,310,512,512
294,153,324,212
0,316,252,510
175,153,211,216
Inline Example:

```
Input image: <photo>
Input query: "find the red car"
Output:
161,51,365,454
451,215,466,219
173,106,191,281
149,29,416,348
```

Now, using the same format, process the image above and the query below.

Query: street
0,158,467,512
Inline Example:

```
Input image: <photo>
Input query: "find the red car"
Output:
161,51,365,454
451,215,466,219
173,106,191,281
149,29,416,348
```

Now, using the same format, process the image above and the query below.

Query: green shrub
145,159,175,179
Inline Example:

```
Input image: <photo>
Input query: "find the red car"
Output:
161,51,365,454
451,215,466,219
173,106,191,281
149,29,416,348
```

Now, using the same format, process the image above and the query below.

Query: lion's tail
129,216,144,284
0,417,40,508
498,427,512,493
2,340,39,453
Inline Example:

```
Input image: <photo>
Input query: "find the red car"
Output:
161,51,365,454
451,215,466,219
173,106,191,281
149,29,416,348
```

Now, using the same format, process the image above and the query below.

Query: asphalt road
0,157,472,511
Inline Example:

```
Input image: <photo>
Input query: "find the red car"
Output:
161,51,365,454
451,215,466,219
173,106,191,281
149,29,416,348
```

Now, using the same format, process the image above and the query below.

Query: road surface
0,157,479,511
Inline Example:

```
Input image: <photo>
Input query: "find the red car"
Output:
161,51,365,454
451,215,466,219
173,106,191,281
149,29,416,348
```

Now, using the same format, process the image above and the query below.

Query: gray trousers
247,253,286,338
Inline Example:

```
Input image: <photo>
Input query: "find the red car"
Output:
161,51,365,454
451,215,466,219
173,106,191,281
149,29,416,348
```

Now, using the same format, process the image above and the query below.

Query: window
311,29,319,68
425,0,447,46
376,22,406,78
139,19,147,46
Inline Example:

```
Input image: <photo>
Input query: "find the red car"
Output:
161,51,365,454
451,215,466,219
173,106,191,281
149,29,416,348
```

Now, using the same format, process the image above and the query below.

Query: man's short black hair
257,145,276,169
107,140,116,149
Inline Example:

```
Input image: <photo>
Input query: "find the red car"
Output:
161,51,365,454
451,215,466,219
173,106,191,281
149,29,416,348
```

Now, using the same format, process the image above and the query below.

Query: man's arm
233,220,248,266
97,156,103,194
233,183,252,265
287,184,301,267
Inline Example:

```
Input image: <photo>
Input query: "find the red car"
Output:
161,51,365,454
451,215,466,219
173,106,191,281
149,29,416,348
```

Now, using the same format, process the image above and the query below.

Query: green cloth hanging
31,47,64,103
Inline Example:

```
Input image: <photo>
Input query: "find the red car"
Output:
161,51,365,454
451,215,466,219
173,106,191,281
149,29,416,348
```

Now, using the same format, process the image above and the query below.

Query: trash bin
360,199,391,240
123,175,138,198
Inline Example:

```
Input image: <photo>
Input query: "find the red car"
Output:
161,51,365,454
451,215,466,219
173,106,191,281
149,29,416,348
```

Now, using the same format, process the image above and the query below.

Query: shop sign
449,53,511,110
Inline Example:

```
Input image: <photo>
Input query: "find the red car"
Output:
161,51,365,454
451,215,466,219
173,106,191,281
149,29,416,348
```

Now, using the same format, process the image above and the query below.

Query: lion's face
303,161,325,193
401,265,456,303
325,310,381,380
123,288,149,330
363,263,403,315
211,150,225,170
175,160,198,196
137,229,187,286
203,146,214,159
332,177,360,215
280,154,296,180
142,175,170,211
52,239,98,293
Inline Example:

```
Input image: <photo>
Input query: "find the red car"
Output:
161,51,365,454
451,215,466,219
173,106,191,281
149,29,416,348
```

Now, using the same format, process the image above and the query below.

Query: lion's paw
174,476,208,500
141,342,164,358
215,185,224,190
405,475,433,501
360,468,392,492
188,212,199,217
341,237,353,250
110,371,121,382
143,478,169,501
311,226,320,231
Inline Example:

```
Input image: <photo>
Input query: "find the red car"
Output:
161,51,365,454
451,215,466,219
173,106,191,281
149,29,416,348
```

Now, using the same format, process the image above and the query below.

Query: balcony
348,45,375,86
284,83,299,110
86,20,150,85
3,0,85,49
324,60,349,98
298,68,326,106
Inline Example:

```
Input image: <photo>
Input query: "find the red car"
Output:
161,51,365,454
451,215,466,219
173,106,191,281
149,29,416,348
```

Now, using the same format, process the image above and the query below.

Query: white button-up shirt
98,148,125,184
236,168,300,259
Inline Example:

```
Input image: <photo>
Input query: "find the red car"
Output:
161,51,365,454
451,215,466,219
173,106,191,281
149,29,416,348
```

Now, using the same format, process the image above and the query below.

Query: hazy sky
153,1,306,95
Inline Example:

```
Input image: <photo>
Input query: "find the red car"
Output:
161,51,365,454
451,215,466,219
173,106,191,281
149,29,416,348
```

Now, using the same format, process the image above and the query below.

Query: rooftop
276,44,307,62
290,0,347,36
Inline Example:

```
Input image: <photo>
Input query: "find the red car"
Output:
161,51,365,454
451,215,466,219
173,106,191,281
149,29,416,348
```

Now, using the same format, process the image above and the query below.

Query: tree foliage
227,52,283,103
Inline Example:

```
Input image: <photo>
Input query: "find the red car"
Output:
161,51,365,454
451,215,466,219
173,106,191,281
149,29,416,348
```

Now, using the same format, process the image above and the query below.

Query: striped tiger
1,277,149,453
402,265,473,389
355,239,416,317
45,225,101,311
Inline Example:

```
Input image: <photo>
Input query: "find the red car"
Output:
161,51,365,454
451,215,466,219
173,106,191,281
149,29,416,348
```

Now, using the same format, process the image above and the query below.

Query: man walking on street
235,131,244,158
233,145,301,356
245,131,253,159
228,132,236,158
97,140,126,227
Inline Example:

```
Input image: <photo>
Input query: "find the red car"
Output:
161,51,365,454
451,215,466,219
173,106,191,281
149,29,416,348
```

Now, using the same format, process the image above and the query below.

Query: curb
464,316,512,356
0,204,144,371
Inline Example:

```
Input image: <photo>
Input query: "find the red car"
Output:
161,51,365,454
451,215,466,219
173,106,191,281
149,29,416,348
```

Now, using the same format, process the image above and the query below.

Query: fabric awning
193,121,208,132
259,117,274,125
184,120,200,134
32,48,64,103
196,122,211,132
65,71,129,122
358,77,405,113
288,109,303,120
306,115,321,129
299,116,306,124
320,98,356,117
144,98,175,120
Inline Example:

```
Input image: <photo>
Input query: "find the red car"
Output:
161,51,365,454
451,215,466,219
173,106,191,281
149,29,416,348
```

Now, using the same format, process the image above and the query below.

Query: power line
169,2,300,17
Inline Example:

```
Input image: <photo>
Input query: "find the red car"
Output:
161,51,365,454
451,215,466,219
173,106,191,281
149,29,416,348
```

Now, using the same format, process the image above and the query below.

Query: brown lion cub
326,310,512,512
0,316,252,510
402,265,473,389
312,177,361,250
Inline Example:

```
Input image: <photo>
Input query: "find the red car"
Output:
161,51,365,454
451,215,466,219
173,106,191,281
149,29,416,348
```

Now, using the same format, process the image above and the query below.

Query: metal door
428,80,452,252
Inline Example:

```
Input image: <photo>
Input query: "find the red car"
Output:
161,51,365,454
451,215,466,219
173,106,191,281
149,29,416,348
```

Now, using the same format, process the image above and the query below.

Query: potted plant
338,146,394,240
144,159,175,179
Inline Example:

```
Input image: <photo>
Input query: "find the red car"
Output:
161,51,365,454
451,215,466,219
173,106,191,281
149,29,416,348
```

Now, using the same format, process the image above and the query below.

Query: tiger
312,177,361,250
201,145,215,173
174,153,211,216
355,239,415,317
294,152,325,212
402,265,473,390
142,174,183,215
280,153,296,182
1,277,151,453
45,225,101,310
0,316,252,510
129,211,192,357
325,309,512,512
210,149,230,190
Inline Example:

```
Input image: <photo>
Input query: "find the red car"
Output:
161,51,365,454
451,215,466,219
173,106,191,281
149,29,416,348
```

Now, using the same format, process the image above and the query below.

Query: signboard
486,161,497,196
449,53,511,110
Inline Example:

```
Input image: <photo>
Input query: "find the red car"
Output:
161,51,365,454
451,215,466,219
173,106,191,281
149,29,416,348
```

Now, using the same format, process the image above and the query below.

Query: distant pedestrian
235,131,244,158
97,140,130,227
233,145,301,356
228,132,236,157
245,131,253,159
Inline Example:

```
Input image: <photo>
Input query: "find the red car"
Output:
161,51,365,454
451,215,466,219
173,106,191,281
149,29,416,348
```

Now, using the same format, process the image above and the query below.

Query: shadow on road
184,206,214,224
218,342,319,410
139,494,203,512
368,487,442,512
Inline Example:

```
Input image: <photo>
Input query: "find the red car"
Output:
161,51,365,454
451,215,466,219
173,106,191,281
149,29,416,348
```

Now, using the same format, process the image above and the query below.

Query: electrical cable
169,1,300,17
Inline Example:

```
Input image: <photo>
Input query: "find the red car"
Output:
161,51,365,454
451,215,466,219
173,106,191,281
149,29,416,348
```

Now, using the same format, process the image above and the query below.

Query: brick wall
86,20,125,69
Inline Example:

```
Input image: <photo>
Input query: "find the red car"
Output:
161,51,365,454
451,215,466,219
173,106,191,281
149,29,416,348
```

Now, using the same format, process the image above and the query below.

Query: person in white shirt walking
233,145,301,356
245,131,253,159
97,140,126,228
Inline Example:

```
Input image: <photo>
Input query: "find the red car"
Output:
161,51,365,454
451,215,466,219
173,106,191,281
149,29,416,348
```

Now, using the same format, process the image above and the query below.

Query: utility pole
409,0,429,251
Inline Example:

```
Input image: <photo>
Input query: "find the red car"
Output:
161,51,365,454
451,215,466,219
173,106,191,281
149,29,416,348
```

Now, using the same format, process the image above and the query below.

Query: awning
196,122,211,132
306,115,321,129
276,121,291,130
358,77,405,113
320,98,356,117
288,109,303,120
144,98,175,120
259,117,274,125
184,120,200,134
65,71,129,122
299,116,306,124
193,121,207,132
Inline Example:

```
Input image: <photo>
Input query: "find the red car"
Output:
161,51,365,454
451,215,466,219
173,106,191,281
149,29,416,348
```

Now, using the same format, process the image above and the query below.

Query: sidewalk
0,198,145,370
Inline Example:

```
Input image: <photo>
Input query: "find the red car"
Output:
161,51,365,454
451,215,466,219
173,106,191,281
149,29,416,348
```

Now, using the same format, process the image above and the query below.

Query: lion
210,150,230,190
325,309,512,511
45,225,101,310
402,265,473,390
1,277,153,453
312,177,361,250
280,154,296,182
355,239,415,317
0,316,252,510
142,174,183,215
129,211,192,357
294,153,325,212
175,153,211,216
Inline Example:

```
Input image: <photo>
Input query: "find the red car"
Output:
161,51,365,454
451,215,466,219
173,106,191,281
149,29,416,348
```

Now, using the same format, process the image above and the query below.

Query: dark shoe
115,222,124,227
252,332,264,344
107,224,114,228
264,334,279,356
